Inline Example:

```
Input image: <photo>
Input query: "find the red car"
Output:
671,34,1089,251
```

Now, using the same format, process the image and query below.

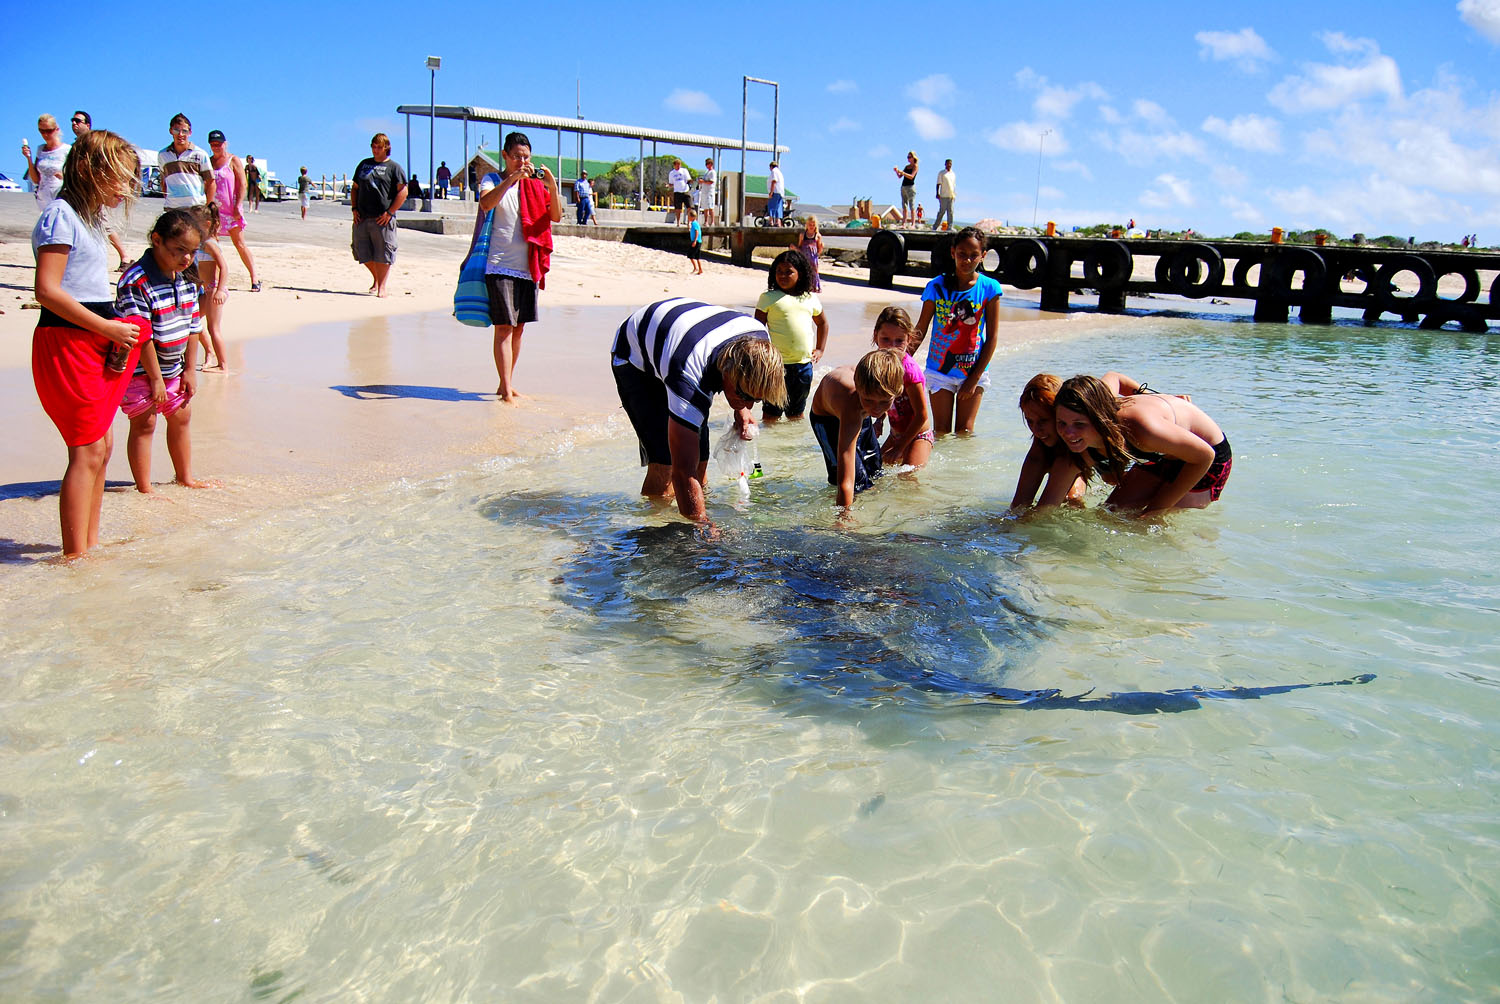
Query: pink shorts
120,374,188,419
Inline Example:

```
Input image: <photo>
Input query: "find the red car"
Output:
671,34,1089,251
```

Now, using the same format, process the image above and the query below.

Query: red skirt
32,315,148,447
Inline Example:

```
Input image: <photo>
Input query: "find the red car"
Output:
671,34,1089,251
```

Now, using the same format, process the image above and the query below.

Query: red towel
518,178,553,290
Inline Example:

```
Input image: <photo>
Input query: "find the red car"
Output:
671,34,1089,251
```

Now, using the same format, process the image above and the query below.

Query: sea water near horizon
2,305,1498,1001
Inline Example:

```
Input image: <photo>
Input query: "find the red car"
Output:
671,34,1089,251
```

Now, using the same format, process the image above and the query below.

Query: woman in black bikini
1053,373,1232,517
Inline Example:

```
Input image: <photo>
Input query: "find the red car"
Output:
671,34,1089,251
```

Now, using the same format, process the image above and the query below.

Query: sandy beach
0,191,1106,565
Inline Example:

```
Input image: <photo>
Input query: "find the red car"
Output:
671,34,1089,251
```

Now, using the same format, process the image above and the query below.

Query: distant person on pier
932,159,956,230
768,160,786,226
297,166,312,219
894,151,918,228
436,161,451,199
575,169,597,225
697,157,717,225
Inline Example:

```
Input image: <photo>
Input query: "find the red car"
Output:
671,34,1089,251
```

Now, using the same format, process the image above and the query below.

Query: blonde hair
804,216,820,233
38,113,58,131
59,130,139,226
855,348,906,399
717,335,787,408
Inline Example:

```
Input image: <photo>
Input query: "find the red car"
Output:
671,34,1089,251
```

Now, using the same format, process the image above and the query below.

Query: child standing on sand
116,209,210,492
797,216,825,292
1053,373,1232,517
187,203,229,370
809,348,905,508
687,209,703,275
911,226,1002,436
754,249,827,423
870,306,933,468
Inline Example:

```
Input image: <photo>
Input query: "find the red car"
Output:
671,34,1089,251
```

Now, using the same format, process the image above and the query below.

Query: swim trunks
810,410,883,494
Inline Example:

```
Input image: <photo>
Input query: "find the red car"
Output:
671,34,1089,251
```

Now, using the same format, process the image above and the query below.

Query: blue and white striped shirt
612,299,767,430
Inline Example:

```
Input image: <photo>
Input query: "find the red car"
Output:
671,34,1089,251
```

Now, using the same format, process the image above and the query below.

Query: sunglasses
71,117,87,125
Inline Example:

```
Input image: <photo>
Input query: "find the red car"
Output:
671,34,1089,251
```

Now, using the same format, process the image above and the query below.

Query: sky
9,0,1499,240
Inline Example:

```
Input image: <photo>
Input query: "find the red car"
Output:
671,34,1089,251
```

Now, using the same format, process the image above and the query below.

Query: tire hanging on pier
1161,244,1225,298
1081,239,1133,288
1260,247,1328,303
1371,254,1438,311
1002,238,1049,289
867,230,907,274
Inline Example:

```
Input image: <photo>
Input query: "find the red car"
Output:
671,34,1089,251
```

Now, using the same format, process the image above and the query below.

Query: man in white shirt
933,159,957,231
667,158,692,225
768,161,786,227
695,157,717,225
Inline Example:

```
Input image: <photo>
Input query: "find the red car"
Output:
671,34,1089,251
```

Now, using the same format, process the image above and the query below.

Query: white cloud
1099,105,1122,125
1220,195,1266,226
1301,102,1500,197
1133,99,1172,126
1268,175,1456,231
1140,173,1196,209
1096,127,1205,166
1460,0,1500,42
829,116,860,133
1014,68,1108,119
908,107,955,140
1053,159,1094,180
827,79,858,93
1212,164,1250,191
906,74,956,107
1202,113,1282,152
1195,28,1274,70
665,89,720,115
1267,33,1402,112
986,122,1069,155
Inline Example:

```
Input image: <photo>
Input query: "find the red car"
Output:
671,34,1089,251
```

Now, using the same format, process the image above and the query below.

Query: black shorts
809,410,882,492
484,274,538,327
672,192,691,209
614,362,709,467
762,362,811,419
688,244,701,261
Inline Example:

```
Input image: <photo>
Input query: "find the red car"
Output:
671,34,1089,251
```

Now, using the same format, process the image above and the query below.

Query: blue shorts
768,192,784,219
810,410,882,493
763,362,812,419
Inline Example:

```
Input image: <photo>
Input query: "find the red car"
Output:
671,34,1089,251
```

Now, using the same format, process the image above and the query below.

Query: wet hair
170,112,191,130
1054,374,1138,481
872,306,915,347
717,335,788,408
1019,373,1064,459
503,131,531,153
767,249,812,296
150,207,203,245
855,349,906,400
59,130,140,225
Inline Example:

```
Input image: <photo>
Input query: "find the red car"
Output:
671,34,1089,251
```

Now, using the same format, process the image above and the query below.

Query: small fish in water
858,793,886,818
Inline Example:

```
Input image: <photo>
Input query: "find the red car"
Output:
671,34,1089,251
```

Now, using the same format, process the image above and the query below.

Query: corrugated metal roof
395,105,789,154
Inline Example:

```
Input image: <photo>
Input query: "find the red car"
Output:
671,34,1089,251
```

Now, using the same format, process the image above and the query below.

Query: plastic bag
711,424,762,495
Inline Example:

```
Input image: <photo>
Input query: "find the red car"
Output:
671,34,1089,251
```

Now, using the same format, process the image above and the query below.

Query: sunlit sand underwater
2,314,1497,1000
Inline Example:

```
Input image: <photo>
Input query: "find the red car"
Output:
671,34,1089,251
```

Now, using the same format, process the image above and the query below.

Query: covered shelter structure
394,104,789,224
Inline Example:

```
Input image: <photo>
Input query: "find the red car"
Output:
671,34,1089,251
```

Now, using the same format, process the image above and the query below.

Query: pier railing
607,225,1498,332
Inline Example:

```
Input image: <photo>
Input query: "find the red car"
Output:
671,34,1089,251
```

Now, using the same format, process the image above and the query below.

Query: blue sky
12,1,1499,239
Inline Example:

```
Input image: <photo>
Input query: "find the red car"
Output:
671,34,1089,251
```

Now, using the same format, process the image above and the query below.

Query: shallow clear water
3,314,1499,1001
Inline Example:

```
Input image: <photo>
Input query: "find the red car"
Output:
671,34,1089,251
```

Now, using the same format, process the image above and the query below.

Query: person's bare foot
175,476,220,489
201,362,226,373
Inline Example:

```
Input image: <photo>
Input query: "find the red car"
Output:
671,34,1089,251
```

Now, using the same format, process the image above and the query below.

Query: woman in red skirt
31,130,145,559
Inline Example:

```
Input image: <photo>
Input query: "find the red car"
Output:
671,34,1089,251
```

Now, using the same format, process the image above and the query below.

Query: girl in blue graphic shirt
911,226,1002,435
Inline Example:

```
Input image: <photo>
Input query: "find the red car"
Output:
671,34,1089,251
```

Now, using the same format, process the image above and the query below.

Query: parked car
262,179,290,202
0,171,22,192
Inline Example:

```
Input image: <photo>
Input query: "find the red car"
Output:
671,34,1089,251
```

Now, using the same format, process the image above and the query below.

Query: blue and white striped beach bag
454,209,494,327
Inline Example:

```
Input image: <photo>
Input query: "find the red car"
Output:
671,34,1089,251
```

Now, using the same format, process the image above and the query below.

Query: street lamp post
425,56,441,212
1031,128,1051,231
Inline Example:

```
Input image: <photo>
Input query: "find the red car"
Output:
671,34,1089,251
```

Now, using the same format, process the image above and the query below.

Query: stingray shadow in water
479,490,1375,714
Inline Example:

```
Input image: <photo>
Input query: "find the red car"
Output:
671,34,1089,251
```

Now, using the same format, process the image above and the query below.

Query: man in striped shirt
612,299,787,523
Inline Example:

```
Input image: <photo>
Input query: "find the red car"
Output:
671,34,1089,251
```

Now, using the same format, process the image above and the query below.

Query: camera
530,167,547,180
